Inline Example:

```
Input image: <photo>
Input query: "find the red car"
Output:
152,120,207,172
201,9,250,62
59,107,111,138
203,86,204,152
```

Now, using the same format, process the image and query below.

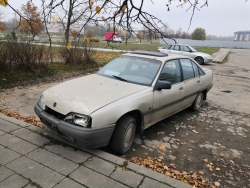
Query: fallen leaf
199,171,204,174
206,164,213,171
216,167,221,171
172,170,181,175
132,148,135,151
170,164,176,168
163,165,169,170
220,153,224,157
204,159,208,163
157,131,165,135
158,145,166,151
230,160,234,164
214,181,221,186
191,172,197,178
159,156,164,160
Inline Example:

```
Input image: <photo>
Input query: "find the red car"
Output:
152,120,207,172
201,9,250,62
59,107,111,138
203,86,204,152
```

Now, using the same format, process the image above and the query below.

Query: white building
47,22,84,34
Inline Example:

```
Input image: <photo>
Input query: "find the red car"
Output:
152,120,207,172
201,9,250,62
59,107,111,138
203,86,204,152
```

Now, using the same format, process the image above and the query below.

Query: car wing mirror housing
154,80,171,91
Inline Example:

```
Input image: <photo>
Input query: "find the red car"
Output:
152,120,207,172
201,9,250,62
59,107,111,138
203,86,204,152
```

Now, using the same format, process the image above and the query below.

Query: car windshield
97,55,162,86
189,46,197,52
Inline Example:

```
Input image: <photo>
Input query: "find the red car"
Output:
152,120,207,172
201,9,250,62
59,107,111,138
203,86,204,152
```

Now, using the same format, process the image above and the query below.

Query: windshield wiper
112,75,129,82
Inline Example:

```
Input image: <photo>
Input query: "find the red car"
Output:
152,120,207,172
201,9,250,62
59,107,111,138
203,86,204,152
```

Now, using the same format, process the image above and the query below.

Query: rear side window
198,67,205,75
191,61,199,77
169,45,180,51
179,59,195,80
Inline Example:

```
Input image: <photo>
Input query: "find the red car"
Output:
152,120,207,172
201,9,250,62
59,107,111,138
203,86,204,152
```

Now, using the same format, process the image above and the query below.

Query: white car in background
158,44,213,65
113,36,122,43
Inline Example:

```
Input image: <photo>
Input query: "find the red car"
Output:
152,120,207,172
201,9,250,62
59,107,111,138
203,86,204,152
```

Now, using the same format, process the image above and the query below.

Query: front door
152,59,184,124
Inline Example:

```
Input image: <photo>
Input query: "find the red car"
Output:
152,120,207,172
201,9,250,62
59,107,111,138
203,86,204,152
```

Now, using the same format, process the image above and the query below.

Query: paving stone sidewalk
0,114,191,188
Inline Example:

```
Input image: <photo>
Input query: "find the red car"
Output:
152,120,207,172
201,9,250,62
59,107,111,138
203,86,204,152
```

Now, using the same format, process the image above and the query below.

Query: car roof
168,44,190,46
130,50,168,57
124,50,191,61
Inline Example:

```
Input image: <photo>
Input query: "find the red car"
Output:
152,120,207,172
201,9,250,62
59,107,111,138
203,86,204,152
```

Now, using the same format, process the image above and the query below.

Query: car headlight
37,95,46,110
64,113,91,128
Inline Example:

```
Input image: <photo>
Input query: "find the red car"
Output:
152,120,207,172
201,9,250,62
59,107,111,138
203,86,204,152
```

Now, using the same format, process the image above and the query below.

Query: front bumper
204,58,213,63
34,104,115,148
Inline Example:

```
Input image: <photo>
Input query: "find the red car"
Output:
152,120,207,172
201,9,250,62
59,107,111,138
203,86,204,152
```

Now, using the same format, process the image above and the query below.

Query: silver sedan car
158,44,213,65
35,50,213,154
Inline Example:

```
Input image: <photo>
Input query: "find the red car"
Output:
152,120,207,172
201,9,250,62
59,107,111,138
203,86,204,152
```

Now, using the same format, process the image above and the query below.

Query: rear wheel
195,57,204,65
110,115,136,154
192,93,203,111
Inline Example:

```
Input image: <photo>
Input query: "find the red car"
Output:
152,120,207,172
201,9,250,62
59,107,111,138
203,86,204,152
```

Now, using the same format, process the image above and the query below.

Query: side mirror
154,80,171,91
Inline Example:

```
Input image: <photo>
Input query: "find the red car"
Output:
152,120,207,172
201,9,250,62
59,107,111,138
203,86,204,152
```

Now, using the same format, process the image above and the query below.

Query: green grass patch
193,47,220,55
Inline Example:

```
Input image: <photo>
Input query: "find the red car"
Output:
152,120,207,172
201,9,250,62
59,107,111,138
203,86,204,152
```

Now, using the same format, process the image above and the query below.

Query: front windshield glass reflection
97,55,162,86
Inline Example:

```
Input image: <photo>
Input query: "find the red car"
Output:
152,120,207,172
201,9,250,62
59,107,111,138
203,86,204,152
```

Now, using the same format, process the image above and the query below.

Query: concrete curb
219,50,231,63
0,113,192,188
212,49,231,63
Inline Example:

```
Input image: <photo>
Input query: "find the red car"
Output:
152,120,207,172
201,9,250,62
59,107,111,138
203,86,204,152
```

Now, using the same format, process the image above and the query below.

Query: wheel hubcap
124,123,134,148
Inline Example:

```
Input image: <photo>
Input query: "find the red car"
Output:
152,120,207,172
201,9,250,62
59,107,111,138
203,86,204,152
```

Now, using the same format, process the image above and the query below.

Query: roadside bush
0,40,49,74
0,41,14,71
59,40,97,67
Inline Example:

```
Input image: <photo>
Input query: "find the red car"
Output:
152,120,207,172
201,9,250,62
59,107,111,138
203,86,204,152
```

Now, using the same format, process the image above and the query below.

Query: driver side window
159,60,181,85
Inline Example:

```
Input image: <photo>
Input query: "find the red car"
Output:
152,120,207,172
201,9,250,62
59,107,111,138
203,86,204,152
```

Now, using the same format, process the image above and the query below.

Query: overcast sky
1,0,249,36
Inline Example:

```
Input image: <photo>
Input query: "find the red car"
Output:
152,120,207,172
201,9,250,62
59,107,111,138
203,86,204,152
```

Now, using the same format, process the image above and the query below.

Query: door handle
197,80,201,84
179,87,183,90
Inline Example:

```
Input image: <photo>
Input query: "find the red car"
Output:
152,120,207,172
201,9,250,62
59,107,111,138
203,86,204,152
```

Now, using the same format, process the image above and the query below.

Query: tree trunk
65,0,73,45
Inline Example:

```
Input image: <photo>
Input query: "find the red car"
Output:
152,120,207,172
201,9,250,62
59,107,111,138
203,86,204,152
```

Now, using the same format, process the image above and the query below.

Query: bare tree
2,0,248,45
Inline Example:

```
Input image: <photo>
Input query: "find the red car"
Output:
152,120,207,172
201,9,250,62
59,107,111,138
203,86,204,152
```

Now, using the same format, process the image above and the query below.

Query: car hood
43,74,147,115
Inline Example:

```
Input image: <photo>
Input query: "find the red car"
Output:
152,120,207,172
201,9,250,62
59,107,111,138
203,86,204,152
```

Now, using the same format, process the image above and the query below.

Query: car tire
195,57,204,65
192,93,203,111
110,115,136,154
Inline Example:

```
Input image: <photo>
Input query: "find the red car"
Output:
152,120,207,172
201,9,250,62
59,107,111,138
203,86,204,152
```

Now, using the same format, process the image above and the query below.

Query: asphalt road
0,49,250,187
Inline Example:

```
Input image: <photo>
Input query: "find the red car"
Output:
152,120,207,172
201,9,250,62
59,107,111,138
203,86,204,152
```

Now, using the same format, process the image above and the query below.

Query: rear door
179,58,201,108
168,45,181,55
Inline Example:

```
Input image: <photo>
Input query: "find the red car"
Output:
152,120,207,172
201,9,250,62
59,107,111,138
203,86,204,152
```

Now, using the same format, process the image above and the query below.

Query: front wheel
110,115,136,154
195,57,204,65
192,93,203,111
